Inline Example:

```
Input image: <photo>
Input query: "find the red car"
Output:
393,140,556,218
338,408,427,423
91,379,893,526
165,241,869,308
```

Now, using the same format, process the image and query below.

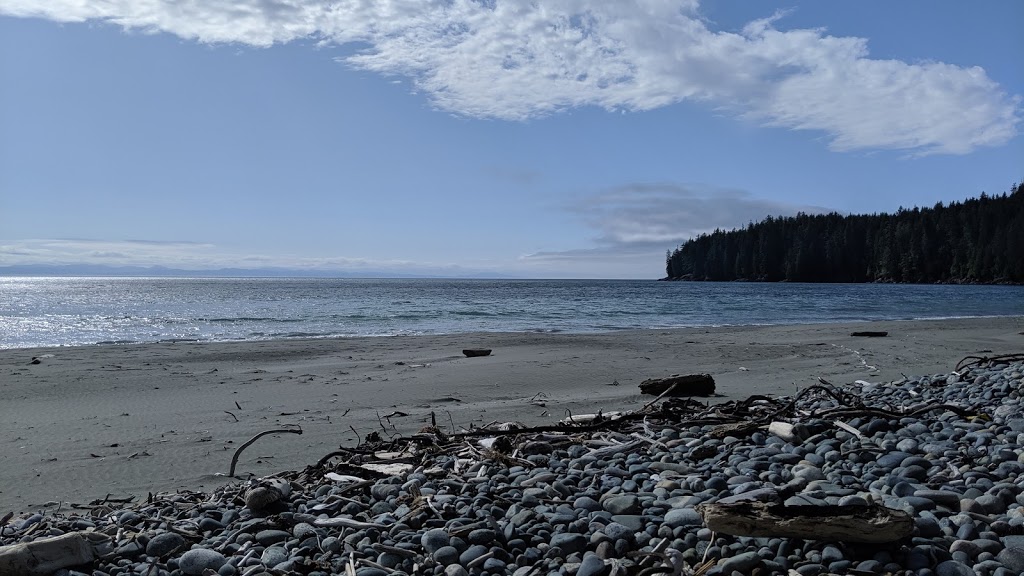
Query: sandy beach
1,317,1021,514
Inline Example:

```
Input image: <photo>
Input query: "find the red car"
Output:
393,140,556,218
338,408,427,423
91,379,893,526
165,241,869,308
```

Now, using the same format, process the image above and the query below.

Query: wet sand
1,317,1021,513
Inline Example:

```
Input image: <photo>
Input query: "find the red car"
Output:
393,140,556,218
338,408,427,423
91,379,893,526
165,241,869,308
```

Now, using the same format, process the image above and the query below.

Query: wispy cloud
573,182,828,246
0,238,461,274
2,1,1018,154
518,183,828,277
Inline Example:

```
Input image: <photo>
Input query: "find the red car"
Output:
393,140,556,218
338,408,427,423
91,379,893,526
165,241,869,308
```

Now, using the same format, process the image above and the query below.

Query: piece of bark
850,331,888,337
0,532,96,576
463,349,492,357
698,501,913,543
639,373,715,396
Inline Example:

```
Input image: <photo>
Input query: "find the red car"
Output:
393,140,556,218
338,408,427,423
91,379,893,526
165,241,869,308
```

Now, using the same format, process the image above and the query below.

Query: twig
641,382,679,411
701,531,716,565
224,411,239,422
228,426,303,477
349,425,361,446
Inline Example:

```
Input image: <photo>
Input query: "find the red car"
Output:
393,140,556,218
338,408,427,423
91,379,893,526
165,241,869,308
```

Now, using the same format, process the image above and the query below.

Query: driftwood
228,427,303,477
639,373,715,396
698,500,913,543
0,532,96,576
462,349,492,357
850,331,888,337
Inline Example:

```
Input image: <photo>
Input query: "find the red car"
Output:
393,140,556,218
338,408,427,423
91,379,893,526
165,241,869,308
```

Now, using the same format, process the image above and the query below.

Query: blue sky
1,1,1021,279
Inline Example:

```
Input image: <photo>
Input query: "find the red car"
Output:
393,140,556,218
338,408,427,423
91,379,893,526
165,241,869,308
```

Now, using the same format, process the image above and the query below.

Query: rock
421,528,450,553
458,544,489,566
145,532,187,558
602,522,634,542
915,489,961,509
444,565,469,576
179,549,227,576
260,546,288,567
935,559,977,576
254,530,290,547
718,551,761,573
821,544,843,564
602,495,641,515
573,496,602,512
113,541,144,559
663,508,703,528
320,536,342,554
433,546,459,566
550,533,588,555
577,553,607,576
996,547,1024,573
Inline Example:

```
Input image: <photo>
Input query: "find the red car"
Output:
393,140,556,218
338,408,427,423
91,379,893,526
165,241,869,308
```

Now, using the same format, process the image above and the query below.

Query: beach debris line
462,348,492,357
3,353,1024,576
638,373,716,396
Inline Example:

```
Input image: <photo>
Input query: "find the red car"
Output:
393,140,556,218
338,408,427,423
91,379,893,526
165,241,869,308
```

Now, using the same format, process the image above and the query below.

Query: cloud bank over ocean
4,0,1018,155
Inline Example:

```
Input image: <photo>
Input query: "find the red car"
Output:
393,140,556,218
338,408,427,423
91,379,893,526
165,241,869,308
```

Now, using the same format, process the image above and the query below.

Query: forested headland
664,182,1023,284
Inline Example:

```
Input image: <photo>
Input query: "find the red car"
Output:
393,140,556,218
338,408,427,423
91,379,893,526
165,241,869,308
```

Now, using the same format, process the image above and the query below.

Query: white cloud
2,0,1019,153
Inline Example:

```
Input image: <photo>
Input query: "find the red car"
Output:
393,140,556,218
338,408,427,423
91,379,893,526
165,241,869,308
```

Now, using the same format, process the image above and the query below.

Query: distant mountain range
0,264,514,279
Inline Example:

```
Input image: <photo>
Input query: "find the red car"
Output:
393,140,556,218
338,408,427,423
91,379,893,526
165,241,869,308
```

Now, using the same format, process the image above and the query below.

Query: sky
0,1,1021,279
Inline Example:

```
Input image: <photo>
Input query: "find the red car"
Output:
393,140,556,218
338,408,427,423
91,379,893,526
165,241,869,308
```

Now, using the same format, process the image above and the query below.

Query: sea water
1,277,1021,349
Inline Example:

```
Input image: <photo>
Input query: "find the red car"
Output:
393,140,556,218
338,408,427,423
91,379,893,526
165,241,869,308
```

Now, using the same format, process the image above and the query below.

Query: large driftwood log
463,349,492,357
698,501,913,543
850,331,888,337
0,532,96,576
639,373,715,396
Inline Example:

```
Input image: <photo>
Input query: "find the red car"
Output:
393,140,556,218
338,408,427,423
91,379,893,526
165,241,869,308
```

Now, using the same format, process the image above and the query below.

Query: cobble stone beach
1,318,1023,575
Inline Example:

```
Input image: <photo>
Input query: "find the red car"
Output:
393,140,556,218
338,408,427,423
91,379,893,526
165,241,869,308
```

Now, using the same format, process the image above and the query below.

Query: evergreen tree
664,182,1023,284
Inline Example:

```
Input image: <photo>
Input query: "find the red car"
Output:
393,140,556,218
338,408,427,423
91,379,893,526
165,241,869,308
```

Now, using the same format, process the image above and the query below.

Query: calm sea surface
1,277,1022,349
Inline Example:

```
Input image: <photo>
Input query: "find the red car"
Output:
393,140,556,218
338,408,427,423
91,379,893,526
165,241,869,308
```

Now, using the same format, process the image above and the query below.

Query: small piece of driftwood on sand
462,349,492,357
850,331,888,337
638,373,715,396
698,500,913,543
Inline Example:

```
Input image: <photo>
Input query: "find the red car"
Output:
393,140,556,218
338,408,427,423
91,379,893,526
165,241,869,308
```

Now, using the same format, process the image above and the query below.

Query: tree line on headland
664,182,1023,284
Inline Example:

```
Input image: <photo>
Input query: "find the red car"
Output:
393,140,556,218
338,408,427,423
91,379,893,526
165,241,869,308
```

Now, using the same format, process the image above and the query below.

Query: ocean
1,277,1022,349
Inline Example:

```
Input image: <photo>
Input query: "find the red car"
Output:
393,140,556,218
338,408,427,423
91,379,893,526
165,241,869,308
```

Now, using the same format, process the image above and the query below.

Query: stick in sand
228,427,303,477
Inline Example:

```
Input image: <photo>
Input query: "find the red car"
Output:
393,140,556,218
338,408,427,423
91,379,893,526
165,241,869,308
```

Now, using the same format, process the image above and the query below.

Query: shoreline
1,317,1022,513
4,313,1022,351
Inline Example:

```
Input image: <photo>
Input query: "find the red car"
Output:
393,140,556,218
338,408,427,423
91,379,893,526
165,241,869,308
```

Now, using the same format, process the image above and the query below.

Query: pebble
422,528,450,553
178,549,226,576
146,532,187,557
576,553,606,576
663,507,702,528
